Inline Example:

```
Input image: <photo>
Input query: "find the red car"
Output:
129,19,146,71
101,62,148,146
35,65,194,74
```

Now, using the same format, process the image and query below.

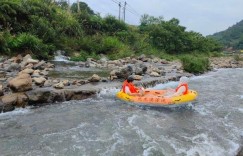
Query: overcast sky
70,0,243,36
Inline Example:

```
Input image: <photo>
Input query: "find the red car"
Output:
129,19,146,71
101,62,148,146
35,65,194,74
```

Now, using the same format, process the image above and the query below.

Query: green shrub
107,48,134,60
8,33,54,59
180,55,210,74
0,31,11,54
209,51,224,57
233,54,243,61
99,36,123,54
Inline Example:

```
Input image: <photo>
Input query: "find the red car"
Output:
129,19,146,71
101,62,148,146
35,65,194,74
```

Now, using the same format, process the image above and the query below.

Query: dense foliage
0,0,222,73
180,55,210,74
209,20,243,50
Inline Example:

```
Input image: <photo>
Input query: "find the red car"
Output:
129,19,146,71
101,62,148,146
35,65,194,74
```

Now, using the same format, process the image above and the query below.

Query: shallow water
49,61,110,80
0,68,243,156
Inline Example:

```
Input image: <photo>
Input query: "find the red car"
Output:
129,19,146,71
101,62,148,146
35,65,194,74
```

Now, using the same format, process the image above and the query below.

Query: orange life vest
122,80,138,93
175,83,188,95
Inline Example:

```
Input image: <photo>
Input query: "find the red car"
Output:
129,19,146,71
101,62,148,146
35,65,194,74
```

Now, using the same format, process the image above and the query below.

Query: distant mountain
208,20,243,50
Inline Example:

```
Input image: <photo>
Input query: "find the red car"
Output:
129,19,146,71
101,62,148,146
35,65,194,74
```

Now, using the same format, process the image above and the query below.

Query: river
0,68,242,156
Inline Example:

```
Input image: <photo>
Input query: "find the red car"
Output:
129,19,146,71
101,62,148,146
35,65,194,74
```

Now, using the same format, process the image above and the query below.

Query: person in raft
164,76,189,97
122,76,145,96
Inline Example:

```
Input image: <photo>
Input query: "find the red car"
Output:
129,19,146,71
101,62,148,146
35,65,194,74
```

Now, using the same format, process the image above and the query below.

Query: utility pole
77,0,80,12
68,0,71,13
123,1,127,22
118,2,121,21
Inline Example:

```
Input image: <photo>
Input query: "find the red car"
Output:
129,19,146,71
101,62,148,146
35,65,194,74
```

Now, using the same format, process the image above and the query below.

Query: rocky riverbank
0,54,243,113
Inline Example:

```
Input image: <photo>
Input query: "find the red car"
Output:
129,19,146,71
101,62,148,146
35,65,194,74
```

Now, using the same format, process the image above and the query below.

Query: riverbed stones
6,62,21,72
1,53,243,114
8,73,32,92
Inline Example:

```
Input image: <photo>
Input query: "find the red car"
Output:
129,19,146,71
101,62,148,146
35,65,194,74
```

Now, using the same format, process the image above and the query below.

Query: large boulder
8,73,32,92
1,93,28,108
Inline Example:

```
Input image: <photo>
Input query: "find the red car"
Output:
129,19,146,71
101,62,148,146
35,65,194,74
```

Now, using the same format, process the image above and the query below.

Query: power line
126,3,140,16
109,0,141,21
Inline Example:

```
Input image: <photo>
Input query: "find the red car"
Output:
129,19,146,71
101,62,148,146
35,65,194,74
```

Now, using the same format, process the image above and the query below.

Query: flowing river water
0,68,243,156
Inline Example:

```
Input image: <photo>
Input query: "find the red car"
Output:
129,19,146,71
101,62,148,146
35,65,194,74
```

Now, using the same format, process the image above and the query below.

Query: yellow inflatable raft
116,89,198,106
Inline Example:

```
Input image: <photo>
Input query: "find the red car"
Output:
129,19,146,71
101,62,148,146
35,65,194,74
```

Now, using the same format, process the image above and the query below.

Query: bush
8,33,54,59
0,31,11,54
180,55,210,74
99,36,123,54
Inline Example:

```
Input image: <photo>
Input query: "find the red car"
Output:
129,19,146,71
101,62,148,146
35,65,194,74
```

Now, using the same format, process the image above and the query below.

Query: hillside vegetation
0,0,222,73
209,20,243,50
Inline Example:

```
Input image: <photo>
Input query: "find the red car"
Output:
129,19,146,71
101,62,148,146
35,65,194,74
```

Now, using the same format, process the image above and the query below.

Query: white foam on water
53,51,70,62
194,105,212,116
190,74,212,81
237,108,243,113
143,146,158,156
43,122,88,138
0,108,32,118
239,95,243,99
102,132,126,155
97,87,120,98
128,114,161,156
152,81,178,90
183,133,239,156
